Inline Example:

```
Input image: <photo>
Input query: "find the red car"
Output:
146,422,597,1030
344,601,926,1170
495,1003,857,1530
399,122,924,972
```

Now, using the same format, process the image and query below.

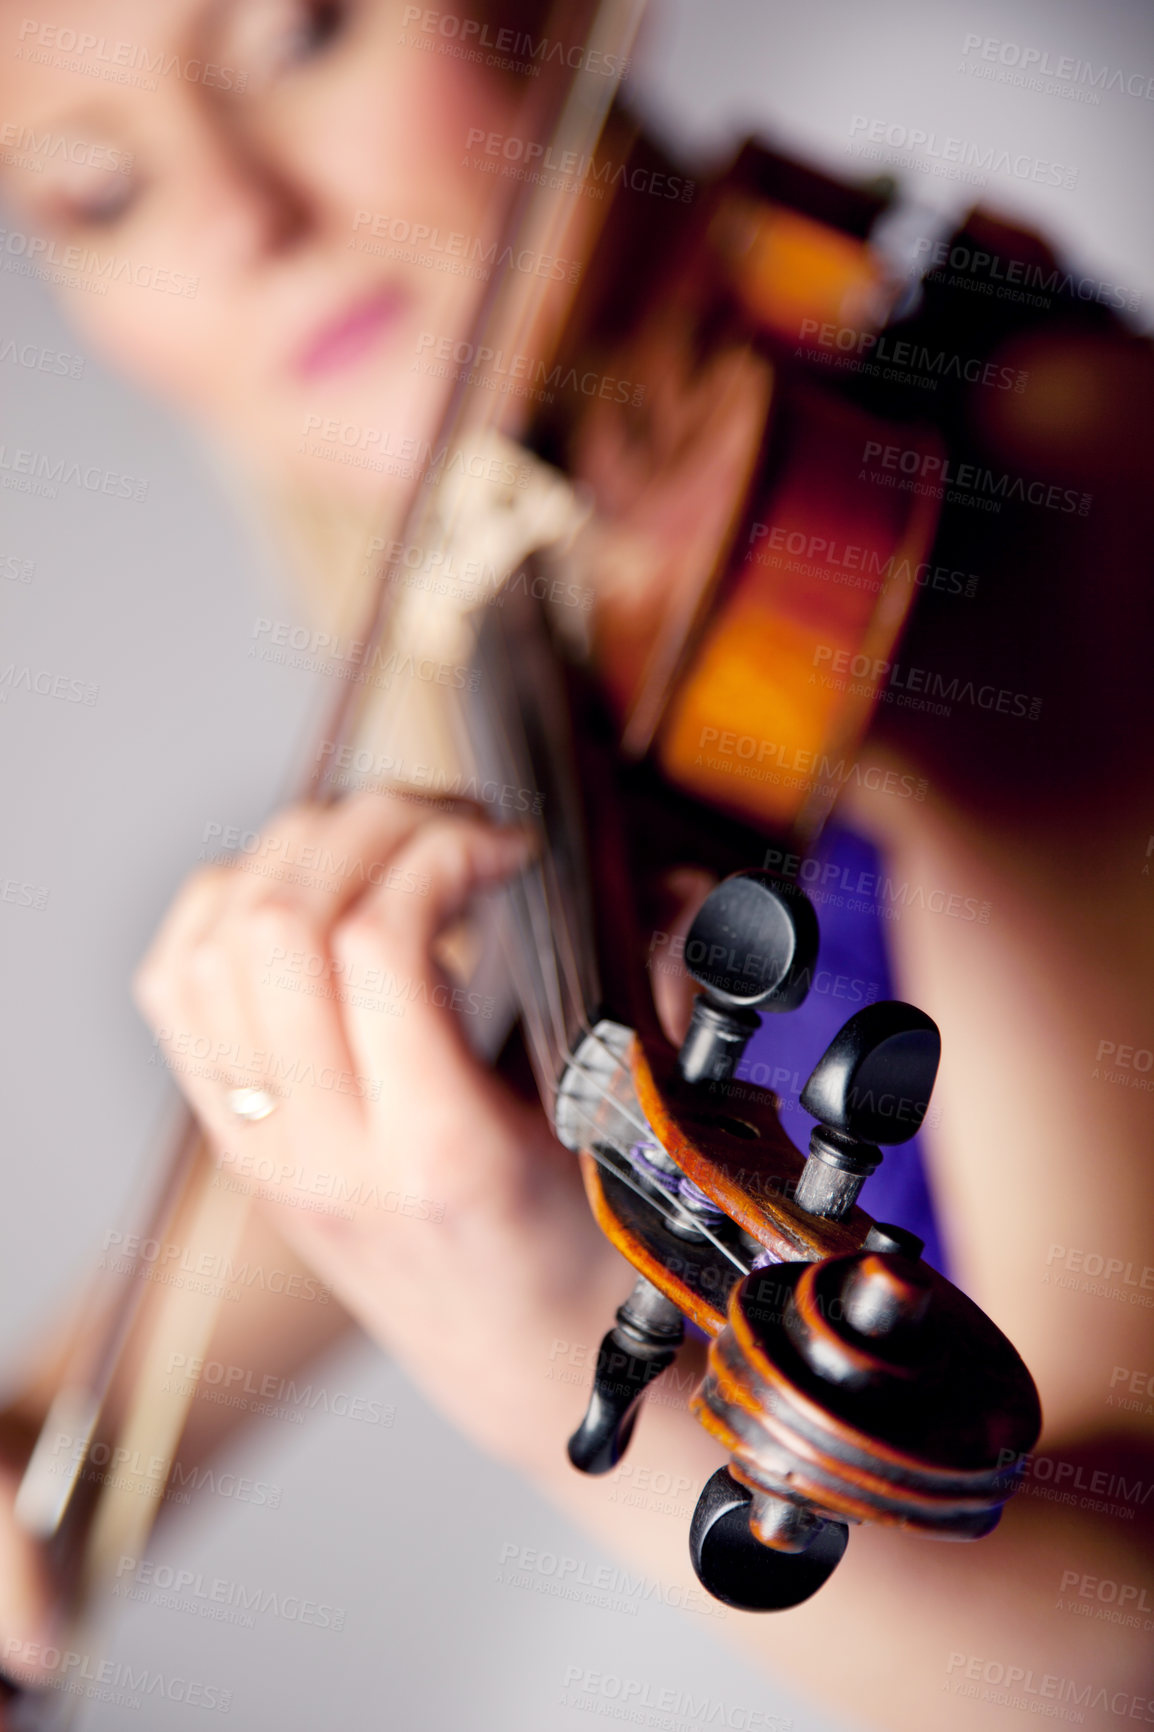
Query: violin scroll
686,1245,1042,1610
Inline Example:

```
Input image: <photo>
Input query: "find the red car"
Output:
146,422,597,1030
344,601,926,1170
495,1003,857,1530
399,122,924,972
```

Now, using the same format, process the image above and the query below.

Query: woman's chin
286,443,412,517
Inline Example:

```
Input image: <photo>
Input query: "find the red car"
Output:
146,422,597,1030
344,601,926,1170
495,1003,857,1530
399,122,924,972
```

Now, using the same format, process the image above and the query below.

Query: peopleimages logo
316,739,546,813
16,18,248,92
848,116,1078,189
0,225,198,296
463,130,695,202
812,642,1042,723
559,1666,791,1729
0,663,99,704
165,1353,395,1427
914,237,1141,314
497,1543,725,1620
944,1650,1154,1721
1,1638,232,1713
961,34,1154,101
351,209,582,283
797,318,1027,392
0,121,133,173
46,1430,283,1510
413,330,645,407
0,338,85,378
114,1555,347,1632
763,846,991,926
0,445,147,502
860,439,1091,518
398,7,630,79
749,523,979,600
99,1228,331,1304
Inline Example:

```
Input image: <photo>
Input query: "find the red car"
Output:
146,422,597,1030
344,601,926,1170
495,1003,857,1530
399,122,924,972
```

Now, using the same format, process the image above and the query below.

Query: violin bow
1,2,646,1721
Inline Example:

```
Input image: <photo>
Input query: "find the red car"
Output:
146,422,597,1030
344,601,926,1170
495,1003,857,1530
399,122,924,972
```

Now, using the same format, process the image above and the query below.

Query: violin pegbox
560,867,1041,1612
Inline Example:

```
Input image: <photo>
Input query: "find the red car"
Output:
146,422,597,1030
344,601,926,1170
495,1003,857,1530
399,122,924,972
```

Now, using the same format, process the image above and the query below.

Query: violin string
488,903,756,1279
462,586,595,1089
518,856,577,1074
559,1024,779,1273
559,1094,750,1276
502,868,571,1098
465,591,643,1108
456,595,759,1243
546,1024,750,1226
480,683,572,1086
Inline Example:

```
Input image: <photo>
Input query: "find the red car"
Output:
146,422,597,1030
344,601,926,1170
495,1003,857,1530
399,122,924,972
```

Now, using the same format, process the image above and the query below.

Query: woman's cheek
304,46,522,236
66,279,233,417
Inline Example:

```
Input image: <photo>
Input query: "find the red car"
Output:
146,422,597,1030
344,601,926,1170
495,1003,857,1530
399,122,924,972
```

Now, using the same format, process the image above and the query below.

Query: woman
1,2,1152,1728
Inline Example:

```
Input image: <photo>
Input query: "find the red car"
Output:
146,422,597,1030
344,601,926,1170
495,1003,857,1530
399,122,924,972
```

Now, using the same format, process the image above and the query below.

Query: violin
20,0,1144,1705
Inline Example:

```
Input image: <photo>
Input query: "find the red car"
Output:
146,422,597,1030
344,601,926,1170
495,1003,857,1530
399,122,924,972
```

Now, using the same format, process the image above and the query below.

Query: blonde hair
268,482,385,641
209,431,394,646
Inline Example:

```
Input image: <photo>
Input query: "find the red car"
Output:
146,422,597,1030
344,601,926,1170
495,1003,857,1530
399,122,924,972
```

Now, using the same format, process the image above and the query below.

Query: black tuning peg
689,1467,849,1611
795,1001,941,1220
567,1278,685,1475
678,872,819,1085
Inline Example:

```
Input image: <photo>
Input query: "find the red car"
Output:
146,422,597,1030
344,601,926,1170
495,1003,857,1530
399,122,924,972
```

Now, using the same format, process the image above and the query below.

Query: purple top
736,822,948,1275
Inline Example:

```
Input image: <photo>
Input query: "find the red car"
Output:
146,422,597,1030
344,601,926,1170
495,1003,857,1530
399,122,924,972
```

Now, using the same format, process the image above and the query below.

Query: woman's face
0,0,525,499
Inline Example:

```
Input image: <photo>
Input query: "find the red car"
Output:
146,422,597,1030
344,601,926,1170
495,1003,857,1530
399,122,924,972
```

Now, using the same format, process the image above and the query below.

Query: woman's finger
209,789,432,926
135,789,429,1020
211,795,502,1170
180,793,424,1140
0,1464,53,1685
333,818,536,1192
135,791,439,1155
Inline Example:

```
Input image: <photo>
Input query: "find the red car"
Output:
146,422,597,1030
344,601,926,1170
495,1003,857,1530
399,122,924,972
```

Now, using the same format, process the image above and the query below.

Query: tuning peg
567,1277,685,1475
863,1220,925,1259
678,872,819,1085
795,1001,940,1219
689,1467,849,1610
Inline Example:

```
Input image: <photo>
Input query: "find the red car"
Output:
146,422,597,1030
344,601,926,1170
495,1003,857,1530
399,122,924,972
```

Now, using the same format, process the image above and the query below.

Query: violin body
540,132,943,842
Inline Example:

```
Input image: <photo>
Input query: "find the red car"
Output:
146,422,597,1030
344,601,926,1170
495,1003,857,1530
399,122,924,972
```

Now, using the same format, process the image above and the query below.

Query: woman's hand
0,794,713,1717
0,1455,55,1708
133,791,705,1474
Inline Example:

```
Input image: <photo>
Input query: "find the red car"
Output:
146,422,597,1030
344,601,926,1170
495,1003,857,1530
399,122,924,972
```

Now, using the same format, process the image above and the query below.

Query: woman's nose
180,104,314,272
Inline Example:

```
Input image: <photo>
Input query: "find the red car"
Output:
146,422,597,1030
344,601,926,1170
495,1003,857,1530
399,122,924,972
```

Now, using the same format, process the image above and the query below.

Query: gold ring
224,1087,278,1124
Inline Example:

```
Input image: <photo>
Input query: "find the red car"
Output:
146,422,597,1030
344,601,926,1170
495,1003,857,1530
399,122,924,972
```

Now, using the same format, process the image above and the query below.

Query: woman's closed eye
54,164,141,231
19,148,144,237
13,0,356,235
222,0,355,88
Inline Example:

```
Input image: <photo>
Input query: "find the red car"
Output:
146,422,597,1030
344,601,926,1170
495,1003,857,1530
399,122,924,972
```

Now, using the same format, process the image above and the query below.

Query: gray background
3,0,1152,1726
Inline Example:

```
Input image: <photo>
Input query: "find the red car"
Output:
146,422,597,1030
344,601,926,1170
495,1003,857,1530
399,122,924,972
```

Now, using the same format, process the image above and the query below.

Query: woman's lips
293,285,410,381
